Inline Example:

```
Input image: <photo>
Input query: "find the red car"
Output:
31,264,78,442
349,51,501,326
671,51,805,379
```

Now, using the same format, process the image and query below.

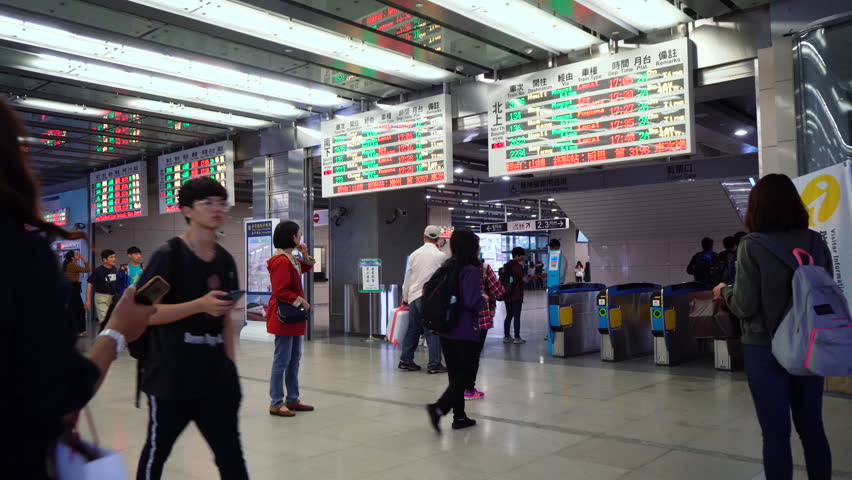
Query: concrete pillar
756,36,798,178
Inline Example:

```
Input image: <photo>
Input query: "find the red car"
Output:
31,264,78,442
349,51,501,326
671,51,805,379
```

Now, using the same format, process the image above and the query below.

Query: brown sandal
269,405,295,417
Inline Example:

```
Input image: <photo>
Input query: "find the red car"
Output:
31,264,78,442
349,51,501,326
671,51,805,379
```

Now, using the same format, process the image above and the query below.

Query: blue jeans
743,344,831,480
270,335,302,406
400,297,442,368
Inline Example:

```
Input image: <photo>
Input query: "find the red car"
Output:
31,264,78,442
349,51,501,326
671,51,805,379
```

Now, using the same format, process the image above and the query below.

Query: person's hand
295,243,309,256
73,252,81,261
197,290,236,317
482,293,490,302
85,300,91,311
104,286,156,342
302,300,311,311
712,283,727,300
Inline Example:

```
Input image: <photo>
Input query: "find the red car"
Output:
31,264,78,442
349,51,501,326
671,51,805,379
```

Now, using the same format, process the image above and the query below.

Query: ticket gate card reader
651,283,711,366
547,250,564,288
598,283,660,362
548,283,606,357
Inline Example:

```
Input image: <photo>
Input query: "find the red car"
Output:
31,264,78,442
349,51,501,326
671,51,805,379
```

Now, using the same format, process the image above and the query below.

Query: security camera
332,206,348,226
96,224,112,235
74,222,87,230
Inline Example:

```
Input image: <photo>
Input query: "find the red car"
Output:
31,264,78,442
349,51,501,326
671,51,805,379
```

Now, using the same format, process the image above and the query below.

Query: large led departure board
488,38,694,177
90,161,148,223
157,141,235,214
321,94,452,198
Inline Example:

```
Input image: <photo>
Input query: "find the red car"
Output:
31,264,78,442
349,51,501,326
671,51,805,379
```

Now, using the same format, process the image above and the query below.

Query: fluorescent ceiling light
128,0,457,83
749,177,756,187
429,0,602,54
547,197,555,202
14,97,107,116
577,0,692,33
735,129,748,136
454,167,464,173
461,199,469,203
478,210,484,213
465,215,470,219
0,15,344,107
532,215,537,218
10,96,272,128
552,208,558,212
24,54,302,119
524,205,532,209
437,184,446,188
425,195,432,199
448,207,455,210
496,203,502,206
502,176,510,181
507,212,512,216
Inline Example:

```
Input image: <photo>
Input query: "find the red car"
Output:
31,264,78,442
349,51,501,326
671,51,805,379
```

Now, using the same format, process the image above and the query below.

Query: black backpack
419,263,460,334
127,237,182,407
498,263,516,299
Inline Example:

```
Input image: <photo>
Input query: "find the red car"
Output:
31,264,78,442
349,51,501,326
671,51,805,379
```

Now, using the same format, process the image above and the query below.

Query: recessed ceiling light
437,184,446,188
495,203,502,206
532,214,537,218
547,197,555,202
507,212,512,216
465,215,470,219
454,167,464,174
735,129,748,136
551,208,557,212
478,210,484,213
461,199,469,203
448,207,455,210
502,176,510,181
524,205,532,209
426,195,431,199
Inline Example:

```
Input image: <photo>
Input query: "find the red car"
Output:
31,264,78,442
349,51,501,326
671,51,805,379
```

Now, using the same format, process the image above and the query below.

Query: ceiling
0,0,767,214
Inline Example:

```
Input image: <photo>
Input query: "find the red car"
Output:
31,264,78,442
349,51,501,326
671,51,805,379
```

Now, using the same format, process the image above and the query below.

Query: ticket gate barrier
548,283,607,357
597,283,660,362
651,283,743,371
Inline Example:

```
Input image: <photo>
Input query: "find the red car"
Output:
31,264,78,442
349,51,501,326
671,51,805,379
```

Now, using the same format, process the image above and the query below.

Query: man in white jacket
399,225,448,374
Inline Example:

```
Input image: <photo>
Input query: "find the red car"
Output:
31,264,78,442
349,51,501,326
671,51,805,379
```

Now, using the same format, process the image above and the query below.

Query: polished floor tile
79,293,851,479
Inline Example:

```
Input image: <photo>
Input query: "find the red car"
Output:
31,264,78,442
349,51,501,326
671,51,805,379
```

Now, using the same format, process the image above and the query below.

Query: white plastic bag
53,408,128,480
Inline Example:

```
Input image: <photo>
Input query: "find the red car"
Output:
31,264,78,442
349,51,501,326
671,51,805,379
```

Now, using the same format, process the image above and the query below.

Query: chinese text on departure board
157,141,234,214
488,38,693,177
42,208,69,226
321,94,452,198
90,161,147,223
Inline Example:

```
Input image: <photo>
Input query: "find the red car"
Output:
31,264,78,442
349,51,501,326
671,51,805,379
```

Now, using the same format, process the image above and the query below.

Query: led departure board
488,38,694,177
358,6,443,50
321,94,452,198
42,208,69,226
157,141,235,214
89,161,148,223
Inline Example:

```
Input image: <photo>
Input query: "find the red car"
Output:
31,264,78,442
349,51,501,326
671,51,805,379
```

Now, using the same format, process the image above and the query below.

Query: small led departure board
90,161,147,223
321,94,452,198
157,141,235,214
488,38,694,177
42,208,69,226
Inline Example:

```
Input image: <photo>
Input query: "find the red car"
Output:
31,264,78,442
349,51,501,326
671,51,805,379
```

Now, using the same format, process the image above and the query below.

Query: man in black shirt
86,249,117,327
135,177,246,480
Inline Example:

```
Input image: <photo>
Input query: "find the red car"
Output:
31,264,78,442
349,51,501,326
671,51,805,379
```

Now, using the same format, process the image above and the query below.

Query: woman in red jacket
267,221,316,417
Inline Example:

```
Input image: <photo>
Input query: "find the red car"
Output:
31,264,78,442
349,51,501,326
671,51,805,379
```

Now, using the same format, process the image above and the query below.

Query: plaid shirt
478,263,505,330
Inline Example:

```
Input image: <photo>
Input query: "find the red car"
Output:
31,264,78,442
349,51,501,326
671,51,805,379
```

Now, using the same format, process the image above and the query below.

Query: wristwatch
98,329,127,357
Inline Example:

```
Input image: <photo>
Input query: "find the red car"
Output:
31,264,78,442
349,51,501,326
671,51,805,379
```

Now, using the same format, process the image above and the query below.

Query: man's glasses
195,199,231,212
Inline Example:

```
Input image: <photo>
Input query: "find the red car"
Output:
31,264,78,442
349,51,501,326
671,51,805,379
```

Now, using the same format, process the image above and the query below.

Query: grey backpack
750,232,852,377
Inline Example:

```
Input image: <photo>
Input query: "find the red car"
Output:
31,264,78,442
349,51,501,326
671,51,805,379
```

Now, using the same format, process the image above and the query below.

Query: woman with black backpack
425,228,486,433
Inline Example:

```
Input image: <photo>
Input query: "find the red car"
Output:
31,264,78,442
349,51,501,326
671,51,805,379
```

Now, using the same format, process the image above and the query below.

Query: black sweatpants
467,329,489,391
136,378,248,480
436,337,479,419
503,300,523,338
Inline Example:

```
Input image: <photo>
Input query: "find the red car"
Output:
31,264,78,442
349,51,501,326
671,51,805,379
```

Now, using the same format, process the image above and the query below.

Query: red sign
313,213,320,224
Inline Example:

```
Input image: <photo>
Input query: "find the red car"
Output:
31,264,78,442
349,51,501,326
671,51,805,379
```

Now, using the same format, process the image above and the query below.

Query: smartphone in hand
135,276,171,306
219,290,246,302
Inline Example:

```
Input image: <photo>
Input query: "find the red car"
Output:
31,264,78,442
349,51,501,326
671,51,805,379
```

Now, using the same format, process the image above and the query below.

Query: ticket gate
597,283,660,362
651,283,743,371
548,283,607,357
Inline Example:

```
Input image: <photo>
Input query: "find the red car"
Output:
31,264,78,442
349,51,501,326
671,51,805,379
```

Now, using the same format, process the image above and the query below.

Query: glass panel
795,20,852,174
290,0,528,69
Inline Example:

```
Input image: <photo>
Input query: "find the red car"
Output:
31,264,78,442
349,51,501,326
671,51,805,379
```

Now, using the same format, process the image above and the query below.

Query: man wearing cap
399,225,448,373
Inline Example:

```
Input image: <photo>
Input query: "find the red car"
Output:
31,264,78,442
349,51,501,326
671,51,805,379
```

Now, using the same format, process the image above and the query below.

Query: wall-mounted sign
90,161,147,223
42,207,69,226
313,209,329,226
488,38,694,177
158,140,234,214
480,218,569,234
321,94,452,197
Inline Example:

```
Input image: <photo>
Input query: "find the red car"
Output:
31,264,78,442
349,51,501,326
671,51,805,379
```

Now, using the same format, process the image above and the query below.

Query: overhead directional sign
321,94,452,198
90,161,147,223
488,38,694,177
480,218,568,233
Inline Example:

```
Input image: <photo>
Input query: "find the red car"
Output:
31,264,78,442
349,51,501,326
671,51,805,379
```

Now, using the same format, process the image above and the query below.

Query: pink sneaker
464,389,485,400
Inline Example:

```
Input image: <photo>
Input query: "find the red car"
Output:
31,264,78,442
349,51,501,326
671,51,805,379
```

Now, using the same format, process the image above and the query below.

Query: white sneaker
513,337,526,344
503,337,513,343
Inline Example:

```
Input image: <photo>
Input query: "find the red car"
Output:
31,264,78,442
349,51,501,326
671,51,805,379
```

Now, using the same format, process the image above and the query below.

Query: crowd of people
1,95,837,480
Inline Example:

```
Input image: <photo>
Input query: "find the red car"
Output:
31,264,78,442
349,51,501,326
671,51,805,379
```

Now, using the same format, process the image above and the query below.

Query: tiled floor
84,293,851,479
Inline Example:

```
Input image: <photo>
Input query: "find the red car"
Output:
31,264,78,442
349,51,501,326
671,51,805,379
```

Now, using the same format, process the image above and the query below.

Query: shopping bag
387,305,409,347
53,408,128,480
